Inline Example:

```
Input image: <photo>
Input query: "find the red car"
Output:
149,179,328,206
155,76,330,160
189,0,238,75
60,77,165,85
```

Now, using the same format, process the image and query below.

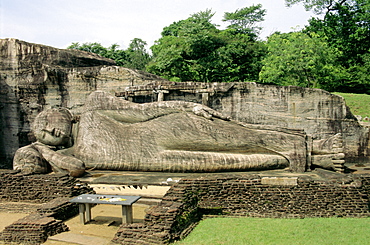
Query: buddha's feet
311,133,345,172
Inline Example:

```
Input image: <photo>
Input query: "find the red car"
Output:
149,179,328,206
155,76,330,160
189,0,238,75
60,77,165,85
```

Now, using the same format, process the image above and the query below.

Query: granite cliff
122,81,369,162
0,38,368,169
0,38,165,167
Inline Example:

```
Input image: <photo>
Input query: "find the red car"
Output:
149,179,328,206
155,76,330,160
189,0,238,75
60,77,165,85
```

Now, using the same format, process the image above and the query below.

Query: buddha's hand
192,104,231,120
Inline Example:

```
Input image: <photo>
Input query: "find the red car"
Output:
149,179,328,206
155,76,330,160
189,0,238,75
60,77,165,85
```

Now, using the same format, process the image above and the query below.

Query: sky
0,0,316,50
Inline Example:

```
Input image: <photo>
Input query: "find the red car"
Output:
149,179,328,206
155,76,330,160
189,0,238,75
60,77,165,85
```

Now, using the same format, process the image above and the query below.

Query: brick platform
0,170,93,244
113,173,370,244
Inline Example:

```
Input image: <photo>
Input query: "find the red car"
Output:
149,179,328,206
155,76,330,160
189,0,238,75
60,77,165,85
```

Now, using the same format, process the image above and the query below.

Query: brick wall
0,170,93,244
113,174,370,244
0,170,91,203
0,170,369,244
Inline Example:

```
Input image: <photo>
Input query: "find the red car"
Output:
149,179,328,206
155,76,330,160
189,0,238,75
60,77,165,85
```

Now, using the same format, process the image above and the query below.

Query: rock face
122,81,369,161
14,91,310,174
1,39,369,170
0,38,165,167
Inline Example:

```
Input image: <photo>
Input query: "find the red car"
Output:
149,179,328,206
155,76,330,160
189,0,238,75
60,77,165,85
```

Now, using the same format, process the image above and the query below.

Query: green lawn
333,92,370,119
173,217,370,245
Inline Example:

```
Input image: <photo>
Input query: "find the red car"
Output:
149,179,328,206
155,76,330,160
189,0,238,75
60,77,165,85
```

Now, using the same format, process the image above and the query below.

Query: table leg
85,203,92,222
121,205,133,224
78,204,86,224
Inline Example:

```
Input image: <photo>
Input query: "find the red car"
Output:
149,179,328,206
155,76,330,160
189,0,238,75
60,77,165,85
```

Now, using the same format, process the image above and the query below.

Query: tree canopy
286,0,358,14
223,4,266,38
67,2,369,93
299,0,370,92
147,7,267,82
259,32,347,90
67,39,150,70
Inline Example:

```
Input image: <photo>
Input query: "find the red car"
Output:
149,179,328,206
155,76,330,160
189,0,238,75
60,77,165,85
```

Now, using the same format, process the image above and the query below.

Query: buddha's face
37,126,71,146
33,108,73,146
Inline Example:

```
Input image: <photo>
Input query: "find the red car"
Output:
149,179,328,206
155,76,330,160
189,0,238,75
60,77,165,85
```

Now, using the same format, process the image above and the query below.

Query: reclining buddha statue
13,91,344,177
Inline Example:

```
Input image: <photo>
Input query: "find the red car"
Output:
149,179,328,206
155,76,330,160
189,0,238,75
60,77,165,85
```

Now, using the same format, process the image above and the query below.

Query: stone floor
43,203,149,245
0,196,152,245
77,167,352,186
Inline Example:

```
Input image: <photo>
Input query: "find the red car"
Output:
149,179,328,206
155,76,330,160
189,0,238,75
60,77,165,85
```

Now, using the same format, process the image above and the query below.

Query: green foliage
67,39,151,70
126,38,151,70
304,0,370,92
286,0,370,93
68,42,109,57
147,10,223,82
285,0,358,14
259,32,346,91
223,4,266,37
173,217,370,244
67,1,369,92
333,92,370,118
147,7,267,82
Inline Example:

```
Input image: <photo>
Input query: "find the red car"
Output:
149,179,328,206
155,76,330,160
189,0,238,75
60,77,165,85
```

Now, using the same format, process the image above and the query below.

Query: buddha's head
33,108,73,146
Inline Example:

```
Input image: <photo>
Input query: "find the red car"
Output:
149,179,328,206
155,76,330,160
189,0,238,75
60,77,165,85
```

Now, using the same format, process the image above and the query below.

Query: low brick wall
113,173,370,244
196,175,370,218
0,170,91,203
0,170,93,244
1,170,369,245
0,213,69,244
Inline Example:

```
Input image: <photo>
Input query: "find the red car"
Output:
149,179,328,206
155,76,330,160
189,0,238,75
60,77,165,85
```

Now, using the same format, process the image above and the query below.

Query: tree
68,42,108,57
286,0,370,92
67,41,150,70
215,29,267,82
222,4,266,38
259,32,347,91
304,1,370,64
147,6,267,82
105,44,129,66
285,0,355,14
147,9,225,82
126,38,151,71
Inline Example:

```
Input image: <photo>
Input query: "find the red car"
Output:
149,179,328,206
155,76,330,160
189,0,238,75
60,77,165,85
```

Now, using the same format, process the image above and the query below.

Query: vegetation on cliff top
334,92,370,119
68,0,370,94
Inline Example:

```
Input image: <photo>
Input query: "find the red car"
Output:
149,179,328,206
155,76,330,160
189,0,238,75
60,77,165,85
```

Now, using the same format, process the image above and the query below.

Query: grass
333,92,370,119
172,217,370,245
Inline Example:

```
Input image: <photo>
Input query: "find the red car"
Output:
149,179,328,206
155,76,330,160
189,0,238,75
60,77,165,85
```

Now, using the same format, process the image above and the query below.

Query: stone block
261,177,298,186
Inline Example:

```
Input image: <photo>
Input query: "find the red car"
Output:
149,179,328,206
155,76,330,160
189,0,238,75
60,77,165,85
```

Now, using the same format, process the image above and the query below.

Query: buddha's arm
141,100,230,120
84,91,230,123
32,142,85,177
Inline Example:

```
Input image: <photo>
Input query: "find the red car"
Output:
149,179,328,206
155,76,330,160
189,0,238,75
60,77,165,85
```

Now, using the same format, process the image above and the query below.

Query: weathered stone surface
0,38,165,167
71,91,310,172
122,81,369,161
13,91,311,174
1,39,369,171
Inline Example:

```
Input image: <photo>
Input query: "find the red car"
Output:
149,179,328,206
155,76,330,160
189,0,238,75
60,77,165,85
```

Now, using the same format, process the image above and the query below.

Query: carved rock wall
212,83,369,159
0,39,165,167
0,39,369,169
123,81,370,160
